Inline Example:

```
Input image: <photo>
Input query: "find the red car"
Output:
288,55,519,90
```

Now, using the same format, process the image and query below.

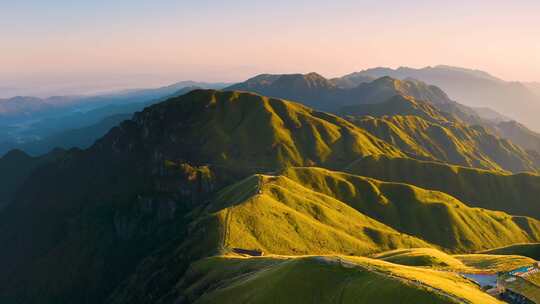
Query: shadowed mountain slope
0,148,65,211
0,89,403,303
1,88,538,304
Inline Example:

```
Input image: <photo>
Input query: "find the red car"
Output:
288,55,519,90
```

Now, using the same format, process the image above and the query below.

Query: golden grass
182,255,503,304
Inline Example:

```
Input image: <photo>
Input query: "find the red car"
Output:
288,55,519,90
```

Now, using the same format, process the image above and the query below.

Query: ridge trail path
220,174,270,251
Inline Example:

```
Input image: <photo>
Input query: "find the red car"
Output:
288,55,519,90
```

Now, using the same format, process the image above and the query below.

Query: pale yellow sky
2,0,540,96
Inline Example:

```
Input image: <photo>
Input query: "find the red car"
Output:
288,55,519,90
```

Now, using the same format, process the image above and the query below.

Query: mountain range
341,65,540,132
0,83,227,155
0,87,539,303
1,67,540,303
229,72,540,172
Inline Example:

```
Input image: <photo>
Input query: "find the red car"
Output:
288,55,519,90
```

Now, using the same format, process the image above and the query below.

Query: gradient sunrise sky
2,0,540,95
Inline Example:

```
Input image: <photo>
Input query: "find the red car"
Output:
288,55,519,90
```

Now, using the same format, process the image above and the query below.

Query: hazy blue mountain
341,65,540,131
0,81,228,120
67,81,229,110
0,96,58,120
0,85,214,155
330,74,375,88
0,114,131,156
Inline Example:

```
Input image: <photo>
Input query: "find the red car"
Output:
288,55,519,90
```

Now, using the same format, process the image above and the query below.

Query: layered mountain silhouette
0,87,205,156
229,73,540,173
1,88,539,304
345,95,539,172
0,84,225,154
490,120,540,155
228,73,453,111
342,65,540,132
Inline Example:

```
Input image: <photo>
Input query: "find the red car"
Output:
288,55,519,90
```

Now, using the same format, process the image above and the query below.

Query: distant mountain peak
430,65,503,81
272,72,336,89
2,149,31,161
354,65,503,83
349,65,540,131
234,72,334,88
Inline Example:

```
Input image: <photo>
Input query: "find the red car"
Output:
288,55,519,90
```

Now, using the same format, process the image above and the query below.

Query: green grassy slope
345,95,538,173
2,88,539,304
373,248,536,272
111,166,540,303
0,90,404,304
481,243,540,260
230,74,540,172
345,155,540,219
180,255,502,304
281,167,540,252
373,248,466,269
210,174,430,256
143,89,403,172
342,95,453,124
205,167,540,255
455,254,537,272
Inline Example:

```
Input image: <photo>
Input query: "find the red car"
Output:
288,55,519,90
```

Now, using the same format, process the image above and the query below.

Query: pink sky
2,0,540,96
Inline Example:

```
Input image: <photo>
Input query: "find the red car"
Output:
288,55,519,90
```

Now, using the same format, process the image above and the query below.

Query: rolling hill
230,73,540,173
175,255,502,304
110,166,540,303
482,243,540,260
0,89,403,303
344,95,538,172
345,155,540,219
1,88,538,304
280,167,540,252
374,248,536,272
